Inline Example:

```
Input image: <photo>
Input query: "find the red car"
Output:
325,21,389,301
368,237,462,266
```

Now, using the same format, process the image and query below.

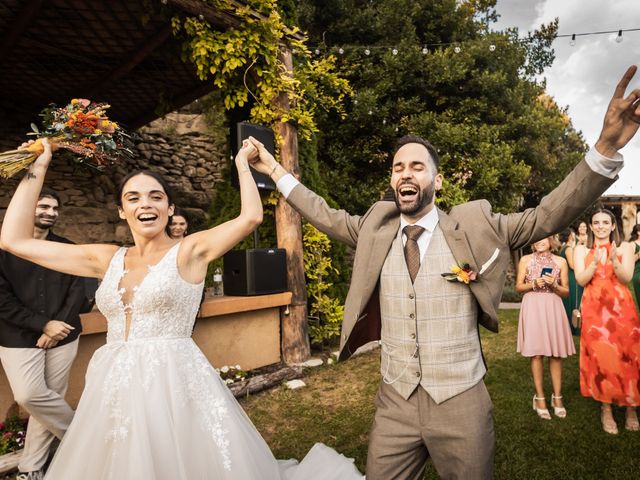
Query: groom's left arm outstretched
495,65,640,249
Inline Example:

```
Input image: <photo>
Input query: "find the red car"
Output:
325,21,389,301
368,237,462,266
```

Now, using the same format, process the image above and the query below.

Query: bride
1,138,363,479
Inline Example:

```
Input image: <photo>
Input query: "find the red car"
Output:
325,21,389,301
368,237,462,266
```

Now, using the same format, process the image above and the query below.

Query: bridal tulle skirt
44,338,363,479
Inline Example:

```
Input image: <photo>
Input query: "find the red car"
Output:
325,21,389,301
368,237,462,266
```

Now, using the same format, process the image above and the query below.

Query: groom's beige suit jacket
285,158,615,361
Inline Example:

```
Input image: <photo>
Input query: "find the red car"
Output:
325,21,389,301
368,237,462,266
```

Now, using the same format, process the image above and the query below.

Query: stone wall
0,112,229,244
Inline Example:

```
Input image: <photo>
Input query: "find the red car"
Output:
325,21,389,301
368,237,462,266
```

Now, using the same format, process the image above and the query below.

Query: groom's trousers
0,339,78,472
365,379,495,480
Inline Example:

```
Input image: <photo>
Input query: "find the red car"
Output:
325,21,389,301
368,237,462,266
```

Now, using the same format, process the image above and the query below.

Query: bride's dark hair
116,170,176,232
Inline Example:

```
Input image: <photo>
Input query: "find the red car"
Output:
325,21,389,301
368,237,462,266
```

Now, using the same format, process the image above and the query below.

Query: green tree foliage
172,0,350,139
303,223,345,346
298,0,587,213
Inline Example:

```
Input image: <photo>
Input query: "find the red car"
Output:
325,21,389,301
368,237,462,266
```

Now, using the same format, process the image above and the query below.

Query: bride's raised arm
0,138,117,278
176,139,263,283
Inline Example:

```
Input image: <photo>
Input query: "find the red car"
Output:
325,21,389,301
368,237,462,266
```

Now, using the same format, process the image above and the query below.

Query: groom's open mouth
397,183,419,203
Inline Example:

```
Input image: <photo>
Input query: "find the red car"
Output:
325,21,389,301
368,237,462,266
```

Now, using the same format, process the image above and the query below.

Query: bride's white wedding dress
44,243,363,479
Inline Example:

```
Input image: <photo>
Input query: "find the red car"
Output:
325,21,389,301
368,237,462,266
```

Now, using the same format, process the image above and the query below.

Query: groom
249,66,640,479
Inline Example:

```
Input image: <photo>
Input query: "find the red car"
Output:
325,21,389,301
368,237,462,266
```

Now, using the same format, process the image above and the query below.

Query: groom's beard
394,181,436,216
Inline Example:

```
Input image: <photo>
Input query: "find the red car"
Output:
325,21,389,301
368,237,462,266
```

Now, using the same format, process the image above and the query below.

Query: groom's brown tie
403,225,425,283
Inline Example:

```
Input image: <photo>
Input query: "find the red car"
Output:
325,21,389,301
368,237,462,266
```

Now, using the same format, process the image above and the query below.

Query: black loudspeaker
223,248,287,296
233,122,276,190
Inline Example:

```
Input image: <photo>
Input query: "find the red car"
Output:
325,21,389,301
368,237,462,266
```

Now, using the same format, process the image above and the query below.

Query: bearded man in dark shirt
0,188,91,480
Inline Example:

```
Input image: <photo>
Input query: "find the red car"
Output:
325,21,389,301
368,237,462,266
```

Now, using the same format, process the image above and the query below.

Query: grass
241,309,640,479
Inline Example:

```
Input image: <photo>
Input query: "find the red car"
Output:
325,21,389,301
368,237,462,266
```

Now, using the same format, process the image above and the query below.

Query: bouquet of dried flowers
0,98,134,179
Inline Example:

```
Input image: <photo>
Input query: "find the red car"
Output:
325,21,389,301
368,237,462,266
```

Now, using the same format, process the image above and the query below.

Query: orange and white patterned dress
579,243,640,406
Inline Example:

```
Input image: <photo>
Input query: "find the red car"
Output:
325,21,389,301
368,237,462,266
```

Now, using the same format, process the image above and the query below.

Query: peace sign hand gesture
596,65,640,157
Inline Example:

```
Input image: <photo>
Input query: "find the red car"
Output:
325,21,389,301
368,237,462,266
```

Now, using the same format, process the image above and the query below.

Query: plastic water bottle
213,267,224,296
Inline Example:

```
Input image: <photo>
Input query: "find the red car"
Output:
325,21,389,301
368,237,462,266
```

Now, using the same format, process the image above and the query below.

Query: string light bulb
311,28,638,59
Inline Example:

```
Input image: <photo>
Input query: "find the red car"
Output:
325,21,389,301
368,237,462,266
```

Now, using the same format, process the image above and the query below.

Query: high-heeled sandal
532,394,551,420
601,406,619,435
625,408,639,431
551,394,567,418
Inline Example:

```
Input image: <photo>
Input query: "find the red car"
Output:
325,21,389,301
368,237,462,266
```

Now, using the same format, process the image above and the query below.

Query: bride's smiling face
118,173,174,238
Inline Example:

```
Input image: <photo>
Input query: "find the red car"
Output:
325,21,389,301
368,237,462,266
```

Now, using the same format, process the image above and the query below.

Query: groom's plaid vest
379,224,486,403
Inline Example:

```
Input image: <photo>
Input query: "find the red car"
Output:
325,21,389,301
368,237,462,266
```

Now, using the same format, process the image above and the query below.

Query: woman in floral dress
574,209,640,434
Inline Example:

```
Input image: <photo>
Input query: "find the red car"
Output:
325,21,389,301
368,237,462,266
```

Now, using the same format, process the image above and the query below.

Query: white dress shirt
398,207,438,262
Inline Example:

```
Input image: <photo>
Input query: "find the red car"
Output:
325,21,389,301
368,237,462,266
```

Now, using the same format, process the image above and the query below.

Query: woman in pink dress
516,236,575,420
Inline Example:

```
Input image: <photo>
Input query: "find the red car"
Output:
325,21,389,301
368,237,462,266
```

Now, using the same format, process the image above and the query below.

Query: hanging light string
557,27,640,39
310,26,640,54
308,27,640,129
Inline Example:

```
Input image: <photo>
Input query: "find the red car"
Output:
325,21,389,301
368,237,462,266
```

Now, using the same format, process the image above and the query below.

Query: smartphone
540,267,553,277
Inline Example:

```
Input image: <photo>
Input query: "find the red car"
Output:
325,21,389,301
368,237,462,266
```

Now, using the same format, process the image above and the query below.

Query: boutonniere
441,262,477,284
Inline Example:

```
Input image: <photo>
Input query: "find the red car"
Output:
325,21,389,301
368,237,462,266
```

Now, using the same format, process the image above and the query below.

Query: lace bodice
95,242,204,343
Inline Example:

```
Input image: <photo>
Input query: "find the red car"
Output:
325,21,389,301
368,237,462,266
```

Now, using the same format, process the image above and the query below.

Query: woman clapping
574,210,640,434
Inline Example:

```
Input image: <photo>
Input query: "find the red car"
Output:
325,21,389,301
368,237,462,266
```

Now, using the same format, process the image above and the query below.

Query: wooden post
621,202,637,241
275,46,311,363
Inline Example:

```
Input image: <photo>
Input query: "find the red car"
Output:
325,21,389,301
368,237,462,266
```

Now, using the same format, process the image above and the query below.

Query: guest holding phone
516,236,575,420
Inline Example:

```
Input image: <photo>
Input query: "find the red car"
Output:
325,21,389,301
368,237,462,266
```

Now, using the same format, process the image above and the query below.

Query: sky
493,0,640,195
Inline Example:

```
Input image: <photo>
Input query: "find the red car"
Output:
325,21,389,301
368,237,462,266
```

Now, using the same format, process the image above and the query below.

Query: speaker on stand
223,122,287,296
231,122,277,191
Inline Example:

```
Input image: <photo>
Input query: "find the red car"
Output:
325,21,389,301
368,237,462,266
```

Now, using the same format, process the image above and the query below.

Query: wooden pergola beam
166,0,303,40
0,0,47,64
20,37,104,68
165,0,244,29
88,24,174,98
128,80,215,130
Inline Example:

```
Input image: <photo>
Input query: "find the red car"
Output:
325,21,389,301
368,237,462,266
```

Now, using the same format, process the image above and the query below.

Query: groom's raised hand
246,136,287,181
596,65,640,157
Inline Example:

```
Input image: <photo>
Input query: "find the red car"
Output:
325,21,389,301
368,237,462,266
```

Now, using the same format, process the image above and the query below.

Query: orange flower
66,112,99,135
442,262,478,284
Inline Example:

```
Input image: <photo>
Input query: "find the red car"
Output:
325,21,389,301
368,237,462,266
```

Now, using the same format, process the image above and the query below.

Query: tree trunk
274,46,311,364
